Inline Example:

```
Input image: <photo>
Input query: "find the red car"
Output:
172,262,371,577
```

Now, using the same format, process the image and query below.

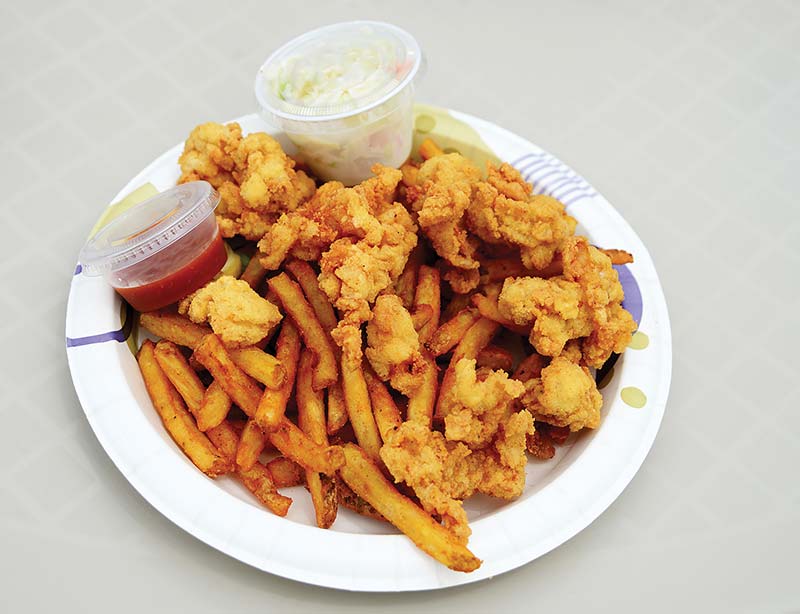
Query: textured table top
2,0,798,611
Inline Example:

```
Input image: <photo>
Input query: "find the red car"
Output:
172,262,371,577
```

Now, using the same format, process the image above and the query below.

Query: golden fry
600,248,634,265
340,354,383,461
285,260,337,333
426,308,481,357
418,137,445,160
339,444,481,572
405,350,437,428
236,419,269,471
239,254,269,290
410,304,433,332
413,265,441,344
268,273,338,391
137,340,230,477
363,367,402,443
197,381,232,432
255,320,300,430
512,353,546,382
194,334,263,414
326,381,349,435
228,347,285,390
471,292,530,335
475,345,514,372
297,352,338,528
140,311,210,349
336,478,385,522
269,418,345,475
266,456,305,488
153,341,205,411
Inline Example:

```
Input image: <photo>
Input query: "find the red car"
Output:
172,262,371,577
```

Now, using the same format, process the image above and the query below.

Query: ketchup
116,232,227,312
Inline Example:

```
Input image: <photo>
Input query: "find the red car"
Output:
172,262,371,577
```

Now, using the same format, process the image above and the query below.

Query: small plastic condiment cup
79,181,227,312
255,21,424,186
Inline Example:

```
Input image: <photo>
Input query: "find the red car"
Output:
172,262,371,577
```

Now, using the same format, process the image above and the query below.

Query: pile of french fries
137,258,482,572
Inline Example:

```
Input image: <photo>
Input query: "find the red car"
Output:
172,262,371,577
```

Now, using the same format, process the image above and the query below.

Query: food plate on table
66,18,670,593
66,104,671,591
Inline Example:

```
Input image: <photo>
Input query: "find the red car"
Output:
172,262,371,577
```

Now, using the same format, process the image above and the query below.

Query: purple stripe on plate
564,190,598,207
511,152,543,167
66,328,127,348
74,263,82,275
616,264,642,326
518,156,555,176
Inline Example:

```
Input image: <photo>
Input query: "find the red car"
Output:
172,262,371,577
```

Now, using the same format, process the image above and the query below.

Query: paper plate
65,105,671,591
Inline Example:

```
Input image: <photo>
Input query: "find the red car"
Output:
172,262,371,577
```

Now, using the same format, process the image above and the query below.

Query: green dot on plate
621,386,647,408
443,146,461,155
415,114,436,133
628,331,649,350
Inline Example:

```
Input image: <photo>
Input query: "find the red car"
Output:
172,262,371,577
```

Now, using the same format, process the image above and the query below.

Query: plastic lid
79,181,220,276
255,21,423,121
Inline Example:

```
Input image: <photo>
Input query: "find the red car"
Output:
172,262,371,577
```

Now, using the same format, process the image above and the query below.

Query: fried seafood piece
178,122,241,188
438,358,526,449
178,122,315,241
259,166,418,362
178,276,282,347
520,356,602,431
409,153,483,271
364,295,425,396
380,411,534,543
498,237,636,367
467,165,577,270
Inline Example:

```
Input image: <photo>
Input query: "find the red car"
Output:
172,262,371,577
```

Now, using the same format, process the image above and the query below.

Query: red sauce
116,232,227,312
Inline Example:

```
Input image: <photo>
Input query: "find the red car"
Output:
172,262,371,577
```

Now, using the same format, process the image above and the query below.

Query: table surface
2,0,798,611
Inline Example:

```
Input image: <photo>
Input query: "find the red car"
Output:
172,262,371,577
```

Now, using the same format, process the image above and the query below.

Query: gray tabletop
3,0,798,611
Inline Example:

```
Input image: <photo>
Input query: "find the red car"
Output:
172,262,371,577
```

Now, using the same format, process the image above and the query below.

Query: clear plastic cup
254,21,424,186
79,181,226,312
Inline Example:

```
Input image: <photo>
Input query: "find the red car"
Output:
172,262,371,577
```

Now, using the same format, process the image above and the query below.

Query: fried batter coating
468,181,577,270
439,358,526,448
177,121,241,188
178,123,315,240
365,294,424,396
521,356,602,431
497,237,635,367
380,410,534,542
259,166,418,362
410,153,483,271
178,276,282,347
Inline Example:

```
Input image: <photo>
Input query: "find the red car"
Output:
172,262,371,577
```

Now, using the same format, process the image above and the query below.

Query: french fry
512,353,546,382
339,444,481,572
482,257,562,282
203,420,292,516
266,456,305,488
269,418,345,475
228,347,285,390
239,254,269,290
413,265,441,344
285,260,337,333
340,354,383,461
151,340,290,514
441,293,472,321
426,308,481,357
363,368,402,443
194,334,263,413
475,345,514,372
268,273,338,391
395,245,425,310
471,292,530,335
406,350,437,428
137,340,230,477
327,381,349,435
410,304,433,332
140,311,210,349
336,478,385,522
255,320,300,430
193,332,342,473
600,248,634,265
418,137,445,160
297,352,338,528
399,160,419,188
435,318,501,418
197,381,232,431
236,419,269,470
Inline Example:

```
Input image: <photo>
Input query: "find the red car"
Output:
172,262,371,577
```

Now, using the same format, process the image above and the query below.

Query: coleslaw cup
255,21,424,186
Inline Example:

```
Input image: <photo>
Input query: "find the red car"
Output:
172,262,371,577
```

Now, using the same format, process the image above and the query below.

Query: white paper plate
65,106,671,592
